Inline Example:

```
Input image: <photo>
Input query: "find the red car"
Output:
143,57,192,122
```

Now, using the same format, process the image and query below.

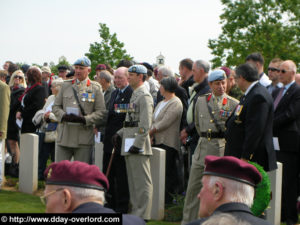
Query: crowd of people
0,53,299,225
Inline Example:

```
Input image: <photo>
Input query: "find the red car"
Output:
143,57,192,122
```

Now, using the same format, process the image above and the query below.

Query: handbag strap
72,87,86,116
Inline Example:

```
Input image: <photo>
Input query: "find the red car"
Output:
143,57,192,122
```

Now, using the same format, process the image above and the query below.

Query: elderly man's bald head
114,67,129,89
114,67,128,77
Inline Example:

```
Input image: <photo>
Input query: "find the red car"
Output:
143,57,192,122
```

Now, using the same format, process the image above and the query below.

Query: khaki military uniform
53,78,106,163
182,93,238,224
0,80,10,184
117,84,153,220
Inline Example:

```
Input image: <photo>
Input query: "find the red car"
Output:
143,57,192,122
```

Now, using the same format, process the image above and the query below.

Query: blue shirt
283,80,295,96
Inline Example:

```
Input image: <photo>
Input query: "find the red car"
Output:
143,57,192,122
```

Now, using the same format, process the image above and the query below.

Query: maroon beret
44,160,109,191
203,155,262,187
95,64,107,71
220,66,231,78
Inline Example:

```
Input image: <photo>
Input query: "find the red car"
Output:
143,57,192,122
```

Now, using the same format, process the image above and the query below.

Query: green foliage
248,161,271,216
209,0,300,70
85,23,133,77
164,193,185,222
50,56,71,75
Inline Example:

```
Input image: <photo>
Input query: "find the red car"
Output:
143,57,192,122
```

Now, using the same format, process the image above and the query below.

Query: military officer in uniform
182,70,239,225
113,65,153,220
53,56,106,163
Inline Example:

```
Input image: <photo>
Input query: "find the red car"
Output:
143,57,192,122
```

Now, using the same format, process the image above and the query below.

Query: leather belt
200,131,225,140
123,121,139,127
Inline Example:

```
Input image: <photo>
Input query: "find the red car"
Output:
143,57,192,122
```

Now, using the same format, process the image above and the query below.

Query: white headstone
150,147,166,220
266,162,282,225
19,133,39,194
94,142,104,171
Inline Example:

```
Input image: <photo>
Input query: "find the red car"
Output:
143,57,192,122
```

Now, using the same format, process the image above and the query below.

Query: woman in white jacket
33,78,63,180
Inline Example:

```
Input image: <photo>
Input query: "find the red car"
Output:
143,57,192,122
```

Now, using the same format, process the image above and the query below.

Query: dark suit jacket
273,82,300,153
73,202,145,225
103,86,133,154
187,202,273,225
181,75,194,98
20,84,46,133
225,82,277,171
7,86,25,136
157,85,188,130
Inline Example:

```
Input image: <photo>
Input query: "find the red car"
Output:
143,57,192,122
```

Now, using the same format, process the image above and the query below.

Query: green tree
208,0,300,70
85,23,133,77
50,56,71,75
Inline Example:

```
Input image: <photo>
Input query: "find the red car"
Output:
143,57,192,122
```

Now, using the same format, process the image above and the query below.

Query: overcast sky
0,0,223,73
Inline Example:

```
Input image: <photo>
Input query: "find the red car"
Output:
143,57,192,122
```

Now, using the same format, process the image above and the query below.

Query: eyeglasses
280,69,291,74
14,76,23,79
40,188,64,205
268,67,280,72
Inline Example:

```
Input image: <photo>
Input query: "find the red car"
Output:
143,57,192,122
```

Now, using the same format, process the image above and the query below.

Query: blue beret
74,56,91,67
128,65,147,74
208,69,227,82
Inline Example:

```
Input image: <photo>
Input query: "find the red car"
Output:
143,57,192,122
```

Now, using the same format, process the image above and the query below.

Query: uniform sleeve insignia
139,127,146,134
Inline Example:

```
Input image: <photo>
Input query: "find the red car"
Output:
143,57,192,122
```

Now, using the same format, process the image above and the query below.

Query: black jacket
103,86,133,154
20,84,46,133
181,75,194,98
7,86,25,135
225,82,277,171
187,202,273,225
73,202,145,225
273,82,300,153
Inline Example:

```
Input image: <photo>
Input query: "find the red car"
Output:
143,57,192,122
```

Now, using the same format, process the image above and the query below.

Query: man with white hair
42,160,145,224
187,155,273,225
180,60,211,158
97,70,115,109
273,60,300,225
102,67,132,213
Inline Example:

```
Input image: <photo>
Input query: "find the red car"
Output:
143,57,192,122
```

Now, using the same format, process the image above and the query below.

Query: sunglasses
267,67,280,72
280,69,293,74
14,76,23,79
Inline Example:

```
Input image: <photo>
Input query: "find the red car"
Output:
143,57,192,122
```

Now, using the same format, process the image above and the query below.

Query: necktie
115,89,121,101
273,87,285,109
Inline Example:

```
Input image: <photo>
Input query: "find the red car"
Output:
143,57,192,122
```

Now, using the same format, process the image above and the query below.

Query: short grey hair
63,186,105,203
99,70,112,83
158,66,174,77
194,60,210,73
202,213,250,225
208,176,255,208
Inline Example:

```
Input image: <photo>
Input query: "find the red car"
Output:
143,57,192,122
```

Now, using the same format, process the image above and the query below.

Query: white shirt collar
245,81,259,96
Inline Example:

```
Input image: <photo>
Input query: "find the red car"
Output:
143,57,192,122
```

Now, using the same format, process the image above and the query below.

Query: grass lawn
0,190,45,213
0,188,180,225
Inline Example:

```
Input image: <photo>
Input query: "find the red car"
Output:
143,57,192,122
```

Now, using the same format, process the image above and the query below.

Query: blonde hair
51,78,64,93
9,70,27,88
